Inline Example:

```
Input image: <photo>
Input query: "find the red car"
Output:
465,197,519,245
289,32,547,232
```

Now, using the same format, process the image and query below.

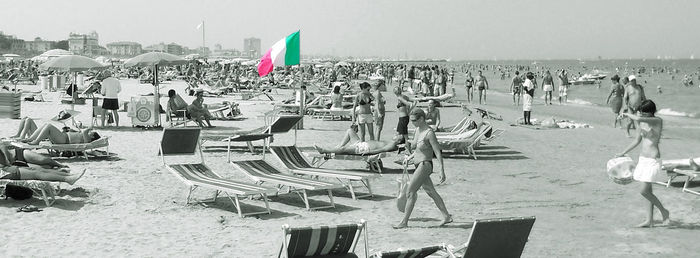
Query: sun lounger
278,220,368,258
664,168,700,195
371,244,449,258
447,216,536,258
231,160,343,210
308,108,353,120
159,127,277,217
271,146,380,199
438,124,493,159
12,137,111,160
0,179,58,206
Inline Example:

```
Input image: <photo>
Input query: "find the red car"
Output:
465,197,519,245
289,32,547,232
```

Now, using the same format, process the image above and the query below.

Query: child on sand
616,99,671,228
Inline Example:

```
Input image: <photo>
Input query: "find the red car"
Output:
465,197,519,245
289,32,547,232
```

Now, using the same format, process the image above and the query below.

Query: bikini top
639,123,660,139
358,95,373,106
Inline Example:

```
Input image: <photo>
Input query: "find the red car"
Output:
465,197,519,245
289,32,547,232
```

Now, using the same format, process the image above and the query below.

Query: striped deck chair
447,216,536,258
159,128,277,217
231,160,343,210
370,244,450,258
278,220,368,258
271,146,380,200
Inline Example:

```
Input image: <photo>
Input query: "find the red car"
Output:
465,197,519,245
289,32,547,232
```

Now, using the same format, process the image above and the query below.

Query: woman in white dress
522,72,535,125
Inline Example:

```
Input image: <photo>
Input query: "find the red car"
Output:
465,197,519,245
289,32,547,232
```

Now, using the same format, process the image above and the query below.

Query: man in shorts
558,69,570,104
510,71,523,106
99,70,121,127
623,75,646,137
475,70,489,105
541,70,554,105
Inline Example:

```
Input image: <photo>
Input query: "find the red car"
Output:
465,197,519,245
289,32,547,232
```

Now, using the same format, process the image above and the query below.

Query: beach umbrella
39,55,106,110
39,55,106,72
123,52,187,127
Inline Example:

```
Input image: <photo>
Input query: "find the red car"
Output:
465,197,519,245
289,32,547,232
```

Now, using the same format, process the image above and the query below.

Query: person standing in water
541,70,555,105
606,75,625,128
558,69,570,104
616,100,670,228
464,71,474,103
623,75,646,137
394,108,452,229
510,71,523,106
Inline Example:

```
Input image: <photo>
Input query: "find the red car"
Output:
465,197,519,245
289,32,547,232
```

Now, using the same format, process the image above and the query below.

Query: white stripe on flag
270,37,287,67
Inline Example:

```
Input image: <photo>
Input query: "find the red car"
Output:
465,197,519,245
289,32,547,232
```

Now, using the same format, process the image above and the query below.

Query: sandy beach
1,76,699,257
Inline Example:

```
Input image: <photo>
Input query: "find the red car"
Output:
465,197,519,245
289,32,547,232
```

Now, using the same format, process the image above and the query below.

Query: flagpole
201,20,205,57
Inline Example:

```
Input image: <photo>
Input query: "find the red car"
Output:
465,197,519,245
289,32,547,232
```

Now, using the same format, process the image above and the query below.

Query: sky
2,0,699,60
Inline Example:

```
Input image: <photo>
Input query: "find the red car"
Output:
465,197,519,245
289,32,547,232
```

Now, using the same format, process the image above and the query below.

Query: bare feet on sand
392,223,408,229
660,209,671,226
439,214,453,227
67,169,86,185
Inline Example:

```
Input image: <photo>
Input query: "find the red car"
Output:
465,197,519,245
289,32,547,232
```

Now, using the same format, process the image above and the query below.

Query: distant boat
569,73,607,85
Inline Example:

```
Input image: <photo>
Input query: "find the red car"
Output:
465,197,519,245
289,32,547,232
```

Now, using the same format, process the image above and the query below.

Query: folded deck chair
0,180,58,206
307,151,388,174
271,146,380,200
438,124,493,159
159,128,277,217
278,220,368,258
231,160,343,210
309,108,353,120
12,137,111,160
371,244,449,258
447,216,536,258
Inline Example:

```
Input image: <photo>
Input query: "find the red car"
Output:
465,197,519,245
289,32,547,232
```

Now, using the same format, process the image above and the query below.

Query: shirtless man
541,70,555,105
623,75,647,137
510,71,523,106
314,124,402,155
558,69,570,104
475,70,489,105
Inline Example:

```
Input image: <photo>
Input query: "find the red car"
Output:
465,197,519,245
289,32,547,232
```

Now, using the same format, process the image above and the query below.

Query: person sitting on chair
166,89,189,122
314,124,404,155
187,90,214,128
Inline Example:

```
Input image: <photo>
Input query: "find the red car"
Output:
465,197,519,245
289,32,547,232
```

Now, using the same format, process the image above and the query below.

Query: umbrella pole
71,71,78,110
154,64,160,127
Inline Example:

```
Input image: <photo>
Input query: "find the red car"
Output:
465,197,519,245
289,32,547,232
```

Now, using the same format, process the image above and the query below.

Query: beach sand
1,77,699,257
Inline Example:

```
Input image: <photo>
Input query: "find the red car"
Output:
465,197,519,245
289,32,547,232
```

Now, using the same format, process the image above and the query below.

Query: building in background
106,41,142,57
68,31,109,56
243,37,260,58
24,37,55,54
143,42,183,55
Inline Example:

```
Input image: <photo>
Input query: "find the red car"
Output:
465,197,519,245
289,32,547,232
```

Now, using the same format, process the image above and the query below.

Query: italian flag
257,30,300,77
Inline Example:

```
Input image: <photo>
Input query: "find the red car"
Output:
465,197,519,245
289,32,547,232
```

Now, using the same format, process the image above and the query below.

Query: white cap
628,75,636,81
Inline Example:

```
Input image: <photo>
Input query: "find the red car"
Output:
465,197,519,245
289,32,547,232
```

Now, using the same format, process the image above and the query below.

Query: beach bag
396,162,410,212
4,185,33,200
607,157,635,185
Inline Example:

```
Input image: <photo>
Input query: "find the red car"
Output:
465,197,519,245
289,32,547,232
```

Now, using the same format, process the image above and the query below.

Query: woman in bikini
15,117,101,145
394,108,452,229
0,143,67,168
616,100,670,227
353,82,375,142
372,83,386,140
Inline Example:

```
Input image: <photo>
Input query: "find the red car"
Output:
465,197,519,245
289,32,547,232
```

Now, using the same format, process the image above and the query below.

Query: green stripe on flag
284,30,300,65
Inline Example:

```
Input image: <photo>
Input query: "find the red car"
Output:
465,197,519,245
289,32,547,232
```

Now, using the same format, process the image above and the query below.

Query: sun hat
51,110,81,122
628,75,636,81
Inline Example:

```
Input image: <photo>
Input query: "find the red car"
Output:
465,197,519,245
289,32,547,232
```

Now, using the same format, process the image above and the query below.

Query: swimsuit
397,116,409,135
0,166,21,180
634,156,664,182
14,148,25,162
354,142,370,155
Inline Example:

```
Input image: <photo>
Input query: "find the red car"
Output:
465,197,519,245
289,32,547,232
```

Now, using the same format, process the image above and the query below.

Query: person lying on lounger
14,117,100,145
0,143,67,169
0,151,85,184
314,124,404,155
